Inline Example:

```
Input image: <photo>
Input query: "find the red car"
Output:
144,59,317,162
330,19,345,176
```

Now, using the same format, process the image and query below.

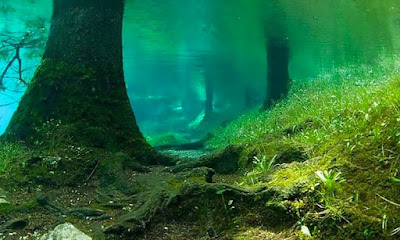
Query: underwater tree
204,72,214,119
263,38,290,110
196,54,216,122
262,0,291,110
2,0,157,164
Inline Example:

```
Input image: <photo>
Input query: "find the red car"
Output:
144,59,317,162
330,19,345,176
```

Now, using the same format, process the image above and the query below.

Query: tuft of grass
315,170,345,198
253,155,276,172
0,141,28,172
244,155,277,184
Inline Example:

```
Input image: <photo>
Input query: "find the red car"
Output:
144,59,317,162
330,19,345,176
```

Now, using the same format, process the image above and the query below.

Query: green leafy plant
315,170,346,198
390,177,400,184
253,155,277,172
363,229,374,239
244,155,277,184
216,189,233,211
382,214,388,232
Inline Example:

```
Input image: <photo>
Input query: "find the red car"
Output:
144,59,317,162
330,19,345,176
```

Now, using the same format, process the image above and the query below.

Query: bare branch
0,31,44,90
4,88,25,93
0,56,17,89
0,100,20,107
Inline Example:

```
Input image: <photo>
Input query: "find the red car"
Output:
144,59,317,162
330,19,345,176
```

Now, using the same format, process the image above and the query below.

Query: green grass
207,56,400,239
243,154,277,184
208,56,400,149
315,170,345,198
0,141,29,172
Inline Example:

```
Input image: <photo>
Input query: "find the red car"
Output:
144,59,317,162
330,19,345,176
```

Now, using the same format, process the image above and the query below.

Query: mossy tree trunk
3,0,157,164
263,40,290,110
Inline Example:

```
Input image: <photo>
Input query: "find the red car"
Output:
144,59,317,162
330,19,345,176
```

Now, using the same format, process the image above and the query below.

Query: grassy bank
207,57,400,239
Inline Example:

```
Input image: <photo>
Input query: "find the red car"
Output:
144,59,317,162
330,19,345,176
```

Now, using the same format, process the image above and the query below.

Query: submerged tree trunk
204,76,214,119
263,41,290,110
3,0,156,164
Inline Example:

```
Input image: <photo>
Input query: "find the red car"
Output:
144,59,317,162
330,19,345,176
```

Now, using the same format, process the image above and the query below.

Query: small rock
40,223,92,240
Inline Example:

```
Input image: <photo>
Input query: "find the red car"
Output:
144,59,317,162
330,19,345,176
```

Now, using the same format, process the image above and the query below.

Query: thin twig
0,56,18,88
0,100,19,107
86,161,100,183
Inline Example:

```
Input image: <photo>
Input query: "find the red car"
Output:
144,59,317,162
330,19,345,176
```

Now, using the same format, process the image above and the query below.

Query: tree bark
3,0,157,164
263,40,290,110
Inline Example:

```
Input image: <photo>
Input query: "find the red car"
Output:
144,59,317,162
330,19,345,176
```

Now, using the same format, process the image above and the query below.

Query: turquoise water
2,1,400,239
1,0,400,139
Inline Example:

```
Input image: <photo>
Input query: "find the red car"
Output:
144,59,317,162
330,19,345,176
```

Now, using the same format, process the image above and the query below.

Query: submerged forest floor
2,59,400,239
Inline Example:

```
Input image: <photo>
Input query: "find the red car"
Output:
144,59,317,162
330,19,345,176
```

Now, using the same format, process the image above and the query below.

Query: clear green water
1,0,400,141
1,1,400,239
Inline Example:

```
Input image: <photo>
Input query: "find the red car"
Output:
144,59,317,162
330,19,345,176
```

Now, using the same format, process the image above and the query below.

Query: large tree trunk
263,41,290,110
3,0,156,164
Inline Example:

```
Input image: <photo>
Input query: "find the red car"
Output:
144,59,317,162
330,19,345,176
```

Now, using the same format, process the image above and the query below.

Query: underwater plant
216,189,234,211
253,154,277,172
244,155,277,184
315,170,345,198
0,141,28,172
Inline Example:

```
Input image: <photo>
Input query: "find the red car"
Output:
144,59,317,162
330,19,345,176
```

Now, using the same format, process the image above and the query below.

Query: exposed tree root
171,146,243,174
104,167,295,239
155,134,213,151
0,142,299,240
36,193,110,220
